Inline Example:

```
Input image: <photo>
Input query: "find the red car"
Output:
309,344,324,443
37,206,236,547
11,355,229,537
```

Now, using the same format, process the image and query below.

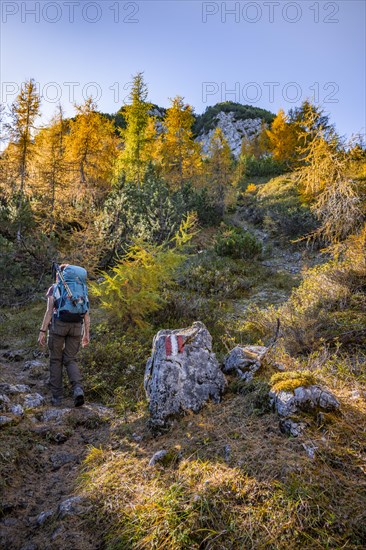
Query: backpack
53,265,89,323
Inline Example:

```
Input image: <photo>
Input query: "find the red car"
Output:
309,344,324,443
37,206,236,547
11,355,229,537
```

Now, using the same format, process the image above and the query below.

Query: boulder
223,345,268,381
144,321,226,429
270,390,298,417
270,385,340,418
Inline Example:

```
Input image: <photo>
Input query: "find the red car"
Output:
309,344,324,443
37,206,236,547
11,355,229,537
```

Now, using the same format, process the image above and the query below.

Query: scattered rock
270,390,298,417
270,385,340,418
51,526,65,540
36,509,54,526
270,385,340,437
302,443,318,459
58,496,91,518
223,345,268,381
32,349,45,358
23,393,45,409
279,418,307,437
20,543,37,550
3,349,26,362
351,390,361,400
0,393,10,411
23,359,45,371
50,452,79,470
0,517,18,526
81,403,115,421
41,408,71,423
0,383,31,394
149,449,168,466
0,415,13,426
274,362,286,372
29,366,47,379
144,321,226,429
224,444,232,463
10,404,24,417
53,432,70,444
132,432,143,442
294,386,340,412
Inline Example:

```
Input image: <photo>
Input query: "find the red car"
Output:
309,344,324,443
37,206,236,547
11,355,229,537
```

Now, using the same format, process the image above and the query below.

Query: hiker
38,263,90,407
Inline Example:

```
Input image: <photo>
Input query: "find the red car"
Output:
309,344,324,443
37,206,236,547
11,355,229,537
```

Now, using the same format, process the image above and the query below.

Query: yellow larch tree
30,105,68,234
157,96,202,189
206,127,235,216
266,109,299,166
65,98,119,207
116,72,155,188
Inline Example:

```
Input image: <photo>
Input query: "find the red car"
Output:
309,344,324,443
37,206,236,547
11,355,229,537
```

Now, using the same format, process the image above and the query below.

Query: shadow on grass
78,385,366,549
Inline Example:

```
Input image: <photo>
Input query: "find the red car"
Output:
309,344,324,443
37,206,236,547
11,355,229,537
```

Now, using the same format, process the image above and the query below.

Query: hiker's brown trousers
48,318,83,398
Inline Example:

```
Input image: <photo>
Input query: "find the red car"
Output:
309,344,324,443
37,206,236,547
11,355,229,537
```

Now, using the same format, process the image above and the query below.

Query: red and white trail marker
165,335,185,357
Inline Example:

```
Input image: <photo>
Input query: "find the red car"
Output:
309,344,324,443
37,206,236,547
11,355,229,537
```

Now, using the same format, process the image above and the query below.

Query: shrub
80,323,152,404
99,167,186,264
91,243,186,328
92,215,196,328
178,253,254,298
177,182,225,227
214,226,262,260
238,229,366,355
244,154,286,177
239,175,317,240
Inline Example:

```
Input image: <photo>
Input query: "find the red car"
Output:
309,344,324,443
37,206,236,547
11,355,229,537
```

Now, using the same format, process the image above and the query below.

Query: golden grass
78,377,366,549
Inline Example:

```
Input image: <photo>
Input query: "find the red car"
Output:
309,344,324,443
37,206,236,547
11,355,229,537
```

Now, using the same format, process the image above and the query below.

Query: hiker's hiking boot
51,395,62,406
74,387,85,407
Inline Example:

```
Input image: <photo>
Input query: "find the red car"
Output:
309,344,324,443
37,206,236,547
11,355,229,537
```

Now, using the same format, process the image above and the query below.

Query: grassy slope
1,175,365,549
79,375,366,549
77,176,366,549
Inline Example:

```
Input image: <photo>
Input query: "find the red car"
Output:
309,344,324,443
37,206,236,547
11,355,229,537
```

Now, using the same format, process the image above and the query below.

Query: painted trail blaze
165,335,185,357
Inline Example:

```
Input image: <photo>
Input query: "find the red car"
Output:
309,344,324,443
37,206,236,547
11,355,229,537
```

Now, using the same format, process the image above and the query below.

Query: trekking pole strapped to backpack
53,263,75,303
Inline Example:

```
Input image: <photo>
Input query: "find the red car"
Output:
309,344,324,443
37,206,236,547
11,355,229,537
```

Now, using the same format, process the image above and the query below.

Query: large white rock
144,321,226,429
196,112,264,158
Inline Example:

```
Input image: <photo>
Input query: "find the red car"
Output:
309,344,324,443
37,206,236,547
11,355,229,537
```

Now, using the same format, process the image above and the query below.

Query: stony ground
0,348,117,550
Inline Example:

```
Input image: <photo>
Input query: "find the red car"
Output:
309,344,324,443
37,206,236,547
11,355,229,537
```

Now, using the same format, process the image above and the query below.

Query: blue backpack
53,265,89,323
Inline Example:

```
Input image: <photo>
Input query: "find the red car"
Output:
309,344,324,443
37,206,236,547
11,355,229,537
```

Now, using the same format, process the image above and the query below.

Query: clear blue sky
1,0,365,140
